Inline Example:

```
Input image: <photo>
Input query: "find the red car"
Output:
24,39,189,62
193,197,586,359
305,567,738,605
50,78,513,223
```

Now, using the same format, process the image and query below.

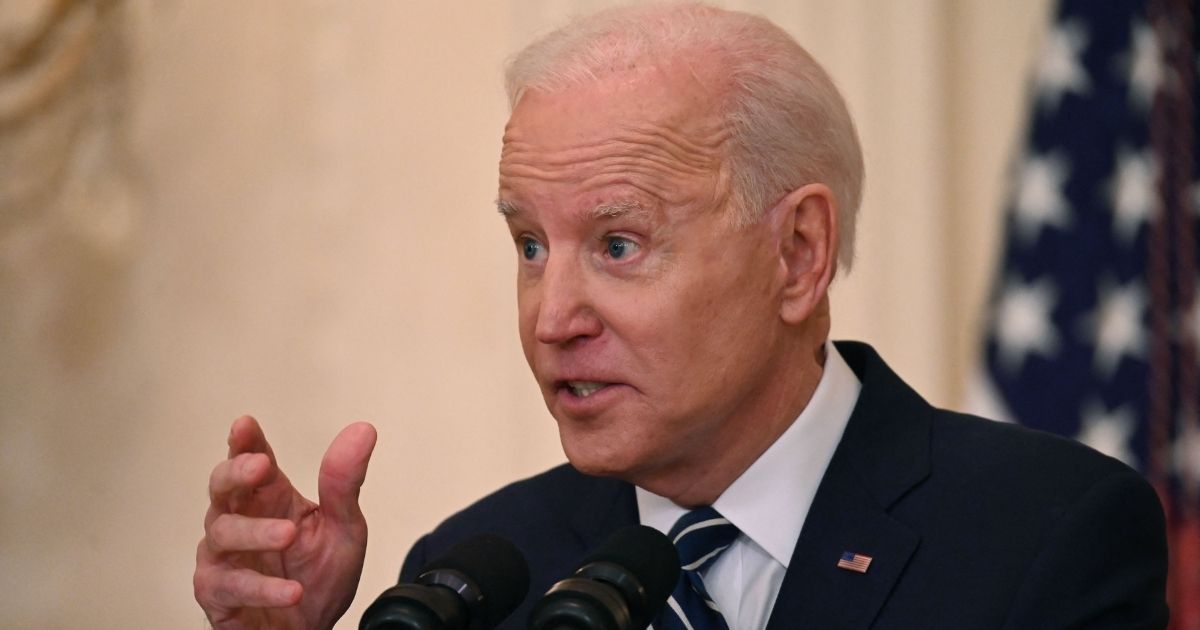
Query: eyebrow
591,200,647,220
496,199,521,217
495,199,651,220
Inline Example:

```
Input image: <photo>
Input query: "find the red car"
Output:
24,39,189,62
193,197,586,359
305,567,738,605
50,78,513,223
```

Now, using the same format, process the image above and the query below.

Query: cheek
634,265,776,374
515,283,539,360
601,280,733,375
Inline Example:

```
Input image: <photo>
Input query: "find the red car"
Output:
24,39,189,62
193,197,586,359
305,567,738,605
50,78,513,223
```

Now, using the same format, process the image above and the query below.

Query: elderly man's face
498,62,789,487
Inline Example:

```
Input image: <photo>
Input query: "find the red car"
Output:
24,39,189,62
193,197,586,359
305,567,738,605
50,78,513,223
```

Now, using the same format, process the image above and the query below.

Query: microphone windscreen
421,533,531,627
580,525,679,611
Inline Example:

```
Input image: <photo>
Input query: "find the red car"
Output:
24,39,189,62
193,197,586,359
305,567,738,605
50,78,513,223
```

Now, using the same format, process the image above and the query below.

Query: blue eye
520,237,545,261
605,236,637,260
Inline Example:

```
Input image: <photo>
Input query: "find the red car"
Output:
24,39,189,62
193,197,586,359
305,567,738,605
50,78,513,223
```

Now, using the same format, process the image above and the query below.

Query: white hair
504,2,865,270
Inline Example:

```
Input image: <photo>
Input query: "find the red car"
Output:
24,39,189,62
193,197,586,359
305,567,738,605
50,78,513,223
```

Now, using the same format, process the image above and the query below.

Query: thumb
317,422,378,524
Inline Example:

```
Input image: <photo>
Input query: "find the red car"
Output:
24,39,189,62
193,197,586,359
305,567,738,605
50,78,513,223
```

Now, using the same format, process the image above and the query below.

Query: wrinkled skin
193,416,376,630
499,59,835,506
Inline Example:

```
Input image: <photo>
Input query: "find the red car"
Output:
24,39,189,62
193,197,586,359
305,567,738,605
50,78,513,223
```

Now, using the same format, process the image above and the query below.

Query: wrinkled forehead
498,62,733,210
505,57,730,143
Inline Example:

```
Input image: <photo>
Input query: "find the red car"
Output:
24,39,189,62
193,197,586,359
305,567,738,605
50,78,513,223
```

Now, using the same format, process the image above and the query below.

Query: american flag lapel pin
836,551,873,573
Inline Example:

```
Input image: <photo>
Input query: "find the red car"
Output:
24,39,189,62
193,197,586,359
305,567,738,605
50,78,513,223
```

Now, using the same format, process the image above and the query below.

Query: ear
773,183,838,325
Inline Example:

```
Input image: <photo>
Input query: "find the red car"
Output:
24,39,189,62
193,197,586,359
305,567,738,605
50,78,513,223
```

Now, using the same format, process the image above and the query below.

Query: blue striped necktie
655,506,740,630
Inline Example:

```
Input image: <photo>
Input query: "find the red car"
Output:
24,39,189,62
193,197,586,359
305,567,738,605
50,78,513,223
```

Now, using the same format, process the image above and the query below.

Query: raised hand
194,415,377,630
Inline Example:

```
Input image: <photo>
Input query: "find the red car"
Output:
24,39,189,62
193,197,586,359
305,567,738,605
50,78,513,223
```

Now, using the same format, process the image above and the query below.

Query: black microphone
528,525,680,630
360,533,531,630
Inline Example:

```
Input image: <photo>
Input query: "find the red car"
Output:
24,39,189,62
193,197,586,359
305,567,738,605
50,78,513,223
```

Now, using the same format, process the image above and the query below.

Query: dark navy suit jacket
399,341,1168,629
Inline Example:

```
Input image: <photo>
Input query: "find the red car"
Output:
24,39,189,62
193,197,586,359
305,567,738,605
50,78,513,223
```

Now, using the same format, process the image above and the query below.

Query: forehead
509,59,726,136
498,62,731,212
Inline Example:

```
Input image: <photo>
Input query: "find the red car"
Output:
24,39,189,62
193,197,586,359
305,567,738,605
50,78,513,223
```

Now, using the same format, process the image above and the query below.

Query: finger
207,514,296,553
227,415,278,465
317,422,377,524
200,565,303,610
225,416,288,503
208,452,272,506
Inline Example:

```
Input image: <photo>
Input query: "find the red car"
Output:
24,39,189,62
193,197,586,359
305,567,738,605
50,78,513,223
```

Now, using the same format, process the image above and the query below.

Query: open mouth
559,381,611,398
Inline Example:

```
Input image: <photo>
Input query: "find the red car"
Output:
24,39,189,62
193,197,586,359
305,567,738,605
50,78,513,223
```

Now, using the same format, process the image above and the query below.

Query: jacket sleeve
1001,468,1169,629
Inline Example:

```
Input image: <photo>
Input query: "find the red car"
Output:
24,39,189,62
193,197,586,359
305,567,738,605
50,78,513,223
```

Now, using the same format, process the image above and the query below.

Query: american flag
836,551,872,574
973,0,1200,625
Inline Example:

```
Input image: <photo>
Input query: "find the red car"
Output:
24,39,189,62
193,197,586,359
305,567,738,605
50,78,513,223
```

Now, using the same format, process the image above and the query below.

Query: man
194,4,1168,629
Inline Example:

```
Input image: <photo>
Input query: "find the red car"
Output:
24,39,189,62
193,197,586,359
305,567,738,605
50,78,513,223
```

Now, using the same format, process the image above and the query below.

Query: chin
558,431,642,480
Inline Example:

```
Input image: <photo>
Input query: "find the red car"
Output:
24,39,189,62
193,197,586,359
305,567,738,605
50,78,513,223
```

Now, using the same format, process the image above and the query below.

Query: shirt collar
637,340,862,567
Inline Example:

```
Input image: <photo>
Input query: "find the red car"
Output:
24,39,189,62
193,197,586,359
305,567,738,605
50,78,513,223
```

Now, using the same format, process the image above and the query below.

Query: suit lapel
766,342,932,629
766,468,919,629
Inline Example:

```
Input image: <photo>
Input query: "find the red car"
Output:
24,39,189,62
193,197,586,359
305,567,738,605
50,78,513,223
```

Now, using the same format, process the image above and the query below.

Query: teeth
567,381,607,397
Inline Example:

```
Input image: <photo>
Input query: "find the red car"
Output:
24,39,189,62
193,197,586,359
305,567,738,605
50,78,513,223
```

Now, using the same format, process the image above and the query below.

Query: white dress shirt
637,341,862,630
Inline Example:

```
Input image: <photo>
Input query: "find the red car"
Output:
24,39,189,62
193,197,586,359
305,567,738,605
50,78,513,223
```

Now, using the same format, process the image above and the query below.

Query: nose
533,253,603,345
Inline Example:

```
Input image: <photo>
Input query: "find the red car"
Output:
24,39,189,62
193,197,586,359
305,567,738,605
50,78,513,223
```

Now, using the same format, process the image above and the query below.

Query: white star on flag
1013,153,1073,244
1126,21,1164,110
1108,147,1158,243
1084,279,1147,379
994,276,1061,373
1077,399,1139,468
1035,20,1091,112
975,5,1200,623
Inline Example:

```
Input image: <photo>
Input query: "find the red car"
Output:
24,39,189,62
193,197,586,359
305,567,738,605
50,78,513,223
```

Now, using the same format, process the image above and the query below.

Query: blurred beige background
0,1,1051,627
